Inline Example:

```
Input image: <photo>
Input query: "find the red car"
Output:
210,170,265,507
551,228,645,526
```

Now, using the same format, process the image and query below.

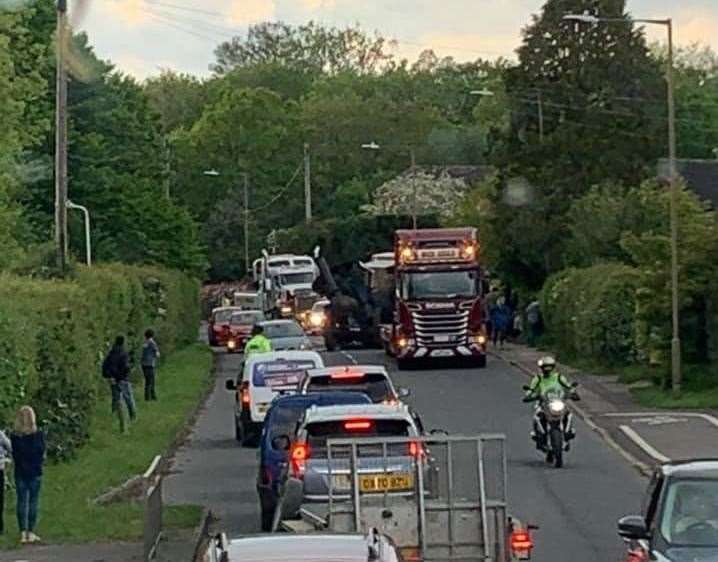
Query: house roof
658,158,718,208
406,165,495,183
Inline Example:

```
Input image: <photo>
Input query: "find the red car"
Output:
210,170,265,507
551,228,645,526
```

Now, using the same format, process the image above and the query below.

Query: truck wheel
324,331,338,351
397,357,412,371
474,354,487,368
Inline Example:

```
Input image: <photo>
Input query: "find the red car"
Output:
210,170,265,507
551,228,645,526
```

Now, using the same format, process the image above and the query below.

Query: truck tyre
474,354,487,368
324,331,338,351
397,357,412,371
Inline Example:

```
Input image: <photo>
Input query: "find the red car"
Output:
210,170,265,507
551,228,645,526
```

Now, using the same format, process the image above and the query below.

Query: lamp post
361,142,418,229
564,13,681,394
204,169,251,275
66,200,91,266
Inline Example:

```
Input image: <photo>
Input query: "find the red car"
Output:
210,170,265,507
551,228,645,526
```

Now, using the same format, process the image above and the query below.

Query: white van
226,350,324,446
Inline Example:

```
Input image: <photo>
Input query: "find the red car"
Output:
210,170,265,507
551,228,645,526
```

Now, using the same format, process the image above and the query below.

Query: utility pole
243,173,250,275
410,148,417,230
163,136,172,200
666,19,682,396
55,0,69,271
304,143,312,222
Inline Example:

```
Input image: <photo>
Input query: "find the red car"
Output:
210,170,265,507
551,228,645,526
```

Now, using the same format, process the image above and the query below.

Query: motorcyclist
244,325,273,356
524,356,576,451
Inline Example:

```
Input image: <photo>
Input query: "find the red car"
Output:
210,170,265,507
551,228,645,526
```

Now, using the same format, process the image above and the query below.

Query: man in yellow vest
244,325,273,356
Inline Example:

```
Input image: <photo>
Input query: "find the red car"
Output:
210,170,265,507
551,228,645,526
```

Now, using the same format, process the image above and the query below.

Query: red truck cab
384,228,487,369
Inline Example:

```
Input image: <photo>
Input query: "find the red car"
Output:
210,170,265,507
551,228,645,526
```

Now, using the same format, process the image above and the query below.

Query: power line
145,13,219,43
250,163,303,213
143,0,225,18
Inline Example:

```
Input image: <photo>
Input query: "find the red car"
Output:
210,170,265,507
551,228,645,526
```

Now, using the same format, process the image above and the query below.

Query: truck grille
411,310,469,347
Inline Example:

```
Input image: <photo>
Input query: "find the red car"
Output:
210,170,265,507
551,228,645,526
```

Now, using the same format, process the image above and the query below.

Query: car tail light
330,371,365,380
290,442,309,476
510,529,533,556
627,547,649,562
398,547,421,561
240,381,250,408
344,420,372,431
409,441,425,458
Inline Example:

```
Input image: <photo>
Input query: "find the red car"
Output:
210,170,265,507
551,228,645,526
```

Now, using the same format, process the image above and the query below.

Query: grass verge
0,343,213,548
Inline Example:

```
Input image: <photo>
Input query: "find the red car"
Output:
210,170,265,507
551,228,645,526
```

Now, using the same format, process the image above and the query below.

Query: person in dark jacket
102,335,137,433
141,329,161,401
10,406,45,544
490,298,512,348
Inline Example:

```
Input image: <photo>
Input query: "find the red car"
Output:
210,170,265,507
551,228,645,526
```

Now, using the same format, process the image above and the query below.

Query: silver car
260,319,313,351
285,403,424,502
206,532,401,562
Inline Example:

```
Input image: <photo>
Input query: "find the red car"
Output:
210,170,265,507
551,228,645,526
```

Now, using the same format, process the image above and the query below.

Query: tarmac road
165,347,645,562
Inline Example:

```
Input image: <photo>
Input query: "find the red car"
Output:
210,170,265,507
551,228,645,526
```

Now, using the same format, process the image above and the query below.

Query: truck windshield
279,272,314,285
400,270,478,300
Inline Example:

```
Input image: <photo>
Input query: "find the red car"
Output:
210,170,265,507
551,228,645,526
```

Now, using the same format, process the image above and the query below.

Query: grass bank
0,343,213,548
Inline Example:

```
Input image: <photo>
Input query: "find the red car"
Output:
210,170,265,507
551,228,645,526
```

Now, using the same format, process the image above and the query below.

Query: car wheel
234,415,244,443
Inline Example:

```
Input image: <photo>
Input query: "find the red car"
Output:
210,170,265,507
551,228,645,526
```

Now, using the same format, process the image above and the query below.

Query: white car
226,350,324,446
297,365,410,404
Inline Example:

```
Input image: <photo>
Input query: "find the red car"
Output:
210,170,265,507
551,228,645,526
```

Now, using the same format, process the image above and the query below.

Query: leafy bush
0,265,199,460
541,263,641,365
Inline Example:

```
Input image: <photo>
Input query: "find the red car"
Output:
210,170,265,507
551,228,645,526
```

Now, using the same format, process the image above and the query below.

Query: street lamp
469,88,495,97
471,87,543,142
361,142,418,229
66,200,91,266
203,169,251,275
564,13,682,395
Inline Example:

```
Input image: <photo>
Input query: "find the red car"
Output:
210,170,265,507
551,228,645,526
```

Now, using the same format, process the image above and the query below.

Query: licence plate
431,349,454,357
257,403,270,413
331,474,351,491
359,473,414,493
434,334,450,343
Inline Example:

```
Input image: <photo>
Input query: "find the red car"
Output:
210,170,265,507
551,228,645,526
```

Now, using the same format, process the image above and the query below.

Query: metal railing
143,455,163,561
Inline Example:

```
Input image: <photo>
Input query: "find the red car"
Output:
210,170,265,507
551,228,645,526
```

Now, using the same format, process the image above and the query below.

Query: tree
212,21,395,76
144,70,208,133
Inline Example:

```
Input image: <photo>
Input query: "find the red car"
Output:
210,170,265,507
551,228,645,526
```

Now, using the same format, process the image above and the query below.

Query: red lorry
382,228,488,369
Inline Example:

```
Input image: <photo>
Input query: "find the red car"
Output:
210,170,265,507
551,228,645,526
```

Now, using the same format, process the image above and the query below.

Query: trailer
274,433,534,562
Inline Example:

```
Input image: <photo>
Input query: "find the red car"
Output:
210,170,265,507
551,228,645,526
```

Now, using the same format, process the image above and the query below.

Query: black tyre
324,330,338,351
549,428,564,468
397,357,412,371
259,495,276,532
234,415,243,443
474,354,487,368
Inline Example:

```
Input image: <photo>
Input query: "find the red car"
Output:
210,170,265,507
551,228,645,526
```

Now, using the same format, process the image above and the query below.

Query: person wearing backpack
102,336,137,434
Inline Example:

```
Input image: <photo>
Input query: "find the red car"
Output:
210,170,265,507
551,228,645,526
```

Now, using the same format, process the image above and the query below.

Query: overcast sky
77,0,718,80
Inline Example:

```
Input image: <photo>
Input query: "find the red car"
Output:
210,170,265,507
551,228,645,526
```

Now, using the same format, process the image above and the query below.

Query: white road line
619,425,670,463
605,411,718,429
341,351,358,365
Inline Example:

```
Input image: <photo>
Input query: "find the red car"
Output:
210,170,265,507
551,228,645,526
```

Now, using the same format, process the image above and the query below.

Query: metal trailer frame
290,434,516,562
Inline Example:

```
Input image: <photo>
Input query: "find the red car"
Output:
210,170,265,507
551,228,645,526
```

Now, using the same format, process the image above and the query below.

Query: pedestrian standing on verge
102,336,137,433
10,406,45,544
525,299,542,347
490,297,511,348
0,428,11,535
141,329,161,401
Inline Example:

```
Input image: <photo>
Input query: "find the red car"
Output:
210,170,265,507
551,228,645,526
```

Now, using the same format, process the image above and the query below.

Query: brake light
344,420,372,431
240,381,250,407
510,529,533,555
290,442,309,476
627,547,649,562
330,372,365,380
409,441,425,458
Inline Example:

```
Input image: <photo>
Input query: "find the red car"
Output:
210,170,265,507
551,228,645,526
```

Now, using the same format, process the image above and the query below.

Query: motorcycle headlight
548,399,566,414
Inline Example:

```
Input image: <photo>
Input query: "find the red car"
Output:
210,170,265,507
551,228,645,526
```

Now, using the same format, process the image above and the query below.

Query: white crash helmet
537,356,557,374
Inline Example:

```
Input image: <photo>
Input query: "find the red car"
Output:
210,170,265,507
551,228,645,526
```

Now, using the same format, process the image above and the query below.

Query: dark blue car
257,391,372,531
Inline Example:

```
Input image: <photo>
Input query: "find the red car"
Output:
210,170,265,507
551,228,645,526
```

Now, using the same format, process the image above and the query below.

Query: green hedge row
540,263,641,365
0,265,199,460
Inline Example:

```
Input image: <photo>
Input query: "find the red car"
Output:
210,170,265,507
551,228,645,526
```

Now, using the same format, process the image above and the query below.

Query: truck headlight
473,334,487,345
309,312,325,327
280,306,292,315
227,340,236,350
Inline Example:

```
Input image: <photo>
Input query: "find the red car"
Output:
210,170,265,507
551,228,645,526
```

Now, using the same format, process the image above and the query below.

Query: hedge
0,264,199,460
540,263,641,365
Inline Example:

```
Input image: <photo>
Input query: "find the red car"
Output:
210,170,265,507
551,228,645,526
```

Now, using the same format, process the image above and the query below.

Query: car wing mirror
398,387,411,398
617,515,650,541
225,379,237,391
430,428,449,436
522,385,531,391
272,435,291,451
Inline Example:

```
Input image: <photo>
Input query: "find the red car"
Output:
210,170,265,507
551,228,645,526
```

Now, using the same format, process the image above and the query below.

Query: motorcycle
523,383,580,468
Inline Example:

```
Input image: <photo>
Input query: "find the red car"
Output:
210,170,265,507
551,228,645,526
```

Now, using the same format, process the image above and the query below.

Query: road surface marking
631,415,688,426
619,425,670,463
341,351,358,365
605,412,718,429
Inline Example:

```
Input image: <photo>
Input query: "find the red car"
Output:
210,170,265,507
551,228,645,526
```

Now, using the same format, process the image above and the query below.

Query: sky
76,0,718,80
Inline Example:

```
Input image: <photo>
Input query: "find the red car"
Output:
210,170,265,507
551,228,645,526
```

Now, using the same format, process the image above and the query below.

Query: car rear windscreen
306,373,392,403
252,360,317,388
306,419,411,453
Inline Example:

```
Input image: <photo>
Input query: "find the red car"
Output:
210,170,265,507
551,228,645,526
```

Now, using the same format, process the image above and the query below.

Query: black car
618,459,718,561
